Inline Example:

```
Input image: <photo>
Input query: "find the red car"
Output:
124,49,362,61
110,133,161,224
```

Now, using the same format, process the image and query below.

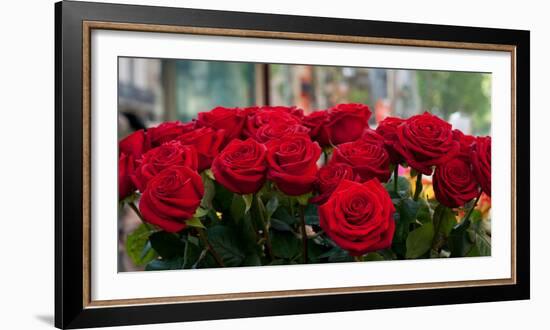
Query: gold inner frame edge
81,20,517,308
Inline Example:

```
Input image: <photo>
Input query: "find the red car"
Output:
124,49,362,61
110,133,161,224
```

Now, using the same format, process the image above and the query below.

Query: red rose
323,103,371,145
254,122,310,143
433,156,479,208
394,112,459,175
302,110,329,145
139,166,204,233
119,153,136,200
196,106,247,142
266,134,322,196
242,106,303,138
452,129,476,156
119,129,150,159
147,121,194,147
132,141,198,192
331,139,391,182
471,136,491,196
177,127,226,171
310,163,355,205
376,116,405,164
359,128,385,147
319,179,395,256
211,139,267,194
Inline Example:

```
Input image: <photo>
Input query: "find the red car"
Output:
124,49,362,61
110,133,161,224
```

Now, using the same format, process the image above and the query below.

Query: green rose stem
196,227,225,267
393,165,399,194
461,190,483,225
413,173,423,201
298,205,308,264
255,195,274,261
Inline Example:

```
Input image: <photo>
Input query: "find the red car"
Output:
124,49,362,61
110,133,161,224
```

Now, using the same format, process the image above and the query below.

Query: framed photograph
55,1,530,328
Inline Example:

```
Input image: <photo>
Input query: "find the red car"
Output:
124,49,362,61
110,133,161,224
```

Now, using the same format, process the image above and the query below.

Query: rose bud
323,103,371,145
139,166,204,233
118,152,136,200
471,136,491,196
319,179,395,256
331,139,391,183
376,116,405,164
147,121,195,147
433,156,480,208
310,163,355,205
177,126,226,171
266,134,322,196
242,106,303,138
394,112,459,175
211,139,268,194
254,122,310,143
132,141,198,192
196,106,247,143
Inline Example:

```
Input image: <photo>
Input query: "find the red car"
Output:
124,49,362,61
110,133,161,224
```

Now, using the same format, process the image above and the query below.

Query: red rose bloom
360,128,385,147
196,106,247,142
452,129,476,157
319,179,395,256
148,121,194,147
471,136,491,196
323,103,371,145
302,110,329,145
331,139,391,182
376,116,405,164
139,166,204,233
242,106,303,138
177,127,226,171
211,139,267,194
394,112,459,175
433,156,480,208
254,122,310,143
132,141,198,192
118,153,136,200
266,134,322,196
310,163,355,205
119,129,150,159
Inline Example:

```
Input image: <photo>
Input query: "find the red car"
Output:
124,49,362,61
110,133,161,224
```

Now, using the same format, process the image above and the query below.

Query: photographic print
117,58,492,272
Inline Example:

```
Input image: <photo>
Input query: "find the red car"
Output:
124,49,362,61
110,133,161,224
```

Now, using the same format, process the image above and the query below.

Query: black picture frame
55,1,530,328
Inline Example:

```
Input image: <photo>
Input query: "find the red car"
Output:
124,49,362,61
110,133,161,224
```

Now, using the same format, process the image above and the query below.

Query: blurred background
118,57,491,271
118,57,491,138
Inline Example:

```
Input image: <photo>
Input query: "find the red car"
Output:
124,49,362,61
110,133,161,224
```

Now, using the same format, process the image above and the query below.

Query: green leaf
307,241,324,263
364,252,385,261
265,195,279,219
270,218,294,232
304,204,320,225
405,222,435,259
243,194,254,213
200,173,216,209
145,257,184,271
230,194,246,221
270,230,300,259
385,175,412,198
466,218,491,257
185,217,205,229
213,182,233,212
125,224,157,266
182,234,201,269
392,198,419,257
296,192,312,206
431,205,457,253
416,199,433,224
272,207,296,225
448,219,473,257
193,207,209,218
207,226,246,267
149,231,186,259
242,254,262,266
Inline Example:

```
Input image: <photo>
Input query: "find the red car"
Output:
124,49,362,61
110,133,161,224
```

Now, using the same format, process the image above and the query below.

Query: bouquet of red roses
119,104,491,270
